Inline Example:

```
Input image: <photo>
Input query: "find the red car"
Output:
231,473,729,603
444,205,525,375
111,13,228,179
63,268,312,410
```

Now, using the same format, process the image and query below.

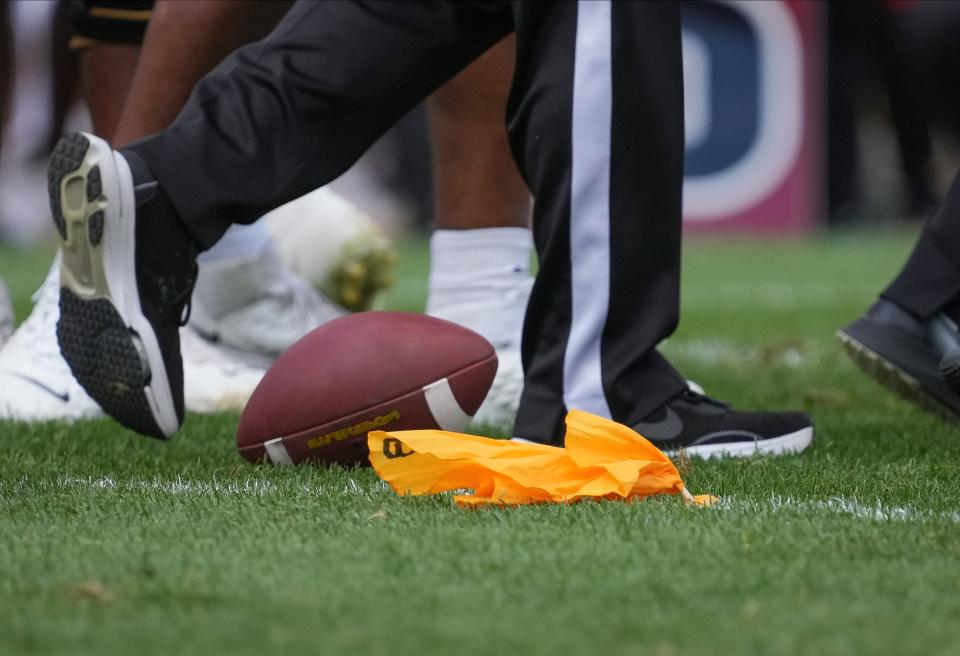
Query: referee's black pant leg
510,1,687,444
128,0,512,248
882,167,960,317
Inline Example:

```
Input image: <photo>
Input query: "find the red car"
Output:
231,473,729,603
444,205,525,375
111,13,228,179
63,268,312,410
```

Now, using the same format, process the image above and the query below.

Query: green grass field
2,230,959,656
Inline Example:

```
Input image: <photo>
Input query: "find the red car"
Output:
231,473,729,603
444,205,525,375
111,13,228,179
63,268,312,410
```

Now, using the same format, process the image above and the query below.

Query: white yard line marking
4,476,957,524
661,338,824,368
682,282,878,310
716,495,960,525
2,475,389,498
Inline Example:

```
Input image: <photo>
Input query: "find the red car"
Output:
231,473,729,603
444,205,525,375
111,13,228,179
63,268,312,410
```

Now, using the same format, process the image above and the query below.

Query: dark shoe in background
838,298,960,419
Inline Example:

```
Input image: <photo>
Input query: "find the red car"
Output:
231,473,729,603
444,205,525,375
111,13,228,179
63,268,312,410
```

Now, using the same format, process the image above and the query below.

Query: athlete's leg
425,36,533,429
428,36,529,233
109,0,286,278
110,0,293,147
128,1,513,247
43,0,81,157
80,44,139,139
0,6,141,423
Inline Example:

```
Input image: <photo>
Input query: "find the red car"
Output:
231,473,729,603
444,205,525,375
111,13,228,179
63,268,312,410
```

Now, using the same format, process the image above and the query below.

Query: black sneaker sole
49,132,177,439
837,317,960,420
57,289,161,435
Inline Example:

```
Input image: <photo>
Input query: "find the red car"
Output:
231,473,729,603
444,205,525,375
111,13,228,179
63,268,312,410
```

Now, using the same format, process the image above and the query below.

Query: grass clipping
369,409,714,507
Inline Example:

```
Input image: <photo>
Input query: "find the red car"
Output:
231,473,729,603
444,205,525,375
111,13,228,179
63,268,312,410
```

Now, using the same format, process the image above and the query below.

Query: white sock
198,222,272,263
426,227,534,349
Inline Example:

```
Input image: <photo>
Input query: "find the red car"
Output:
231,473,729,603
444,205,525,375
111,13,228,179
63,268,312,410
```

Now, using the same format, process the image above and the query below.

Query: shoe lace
678,387,730,410
156,264,198,327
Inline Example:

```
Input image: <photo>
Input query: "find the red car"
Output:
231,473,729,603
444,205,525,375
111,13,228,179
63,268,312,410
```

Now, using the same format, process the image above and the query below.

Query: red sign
681,0,822,233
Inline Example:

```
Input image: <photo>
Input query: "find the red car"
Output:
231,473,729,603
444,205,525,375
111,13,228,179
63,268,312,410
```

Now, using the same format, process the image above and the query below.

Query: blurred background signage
682,0,821,233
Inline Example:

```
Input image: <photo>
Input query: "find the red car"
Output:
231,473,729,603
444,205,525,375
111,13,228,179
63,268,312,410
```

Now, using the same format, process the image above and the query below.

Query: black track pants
883,167,960,317
130,0,687,444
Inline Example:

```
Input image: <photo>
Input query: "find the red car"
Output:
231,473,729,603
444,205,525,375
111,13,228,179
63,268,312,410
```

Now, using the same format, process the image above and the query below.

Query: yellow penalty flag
368,409,714,507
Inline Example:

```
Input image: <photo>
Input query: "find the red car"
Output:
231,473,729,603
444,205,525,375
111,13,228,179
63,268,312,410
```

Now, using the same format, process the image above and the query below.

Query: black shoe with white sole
838,298,960,419
633,388,814,458
49,132,198,439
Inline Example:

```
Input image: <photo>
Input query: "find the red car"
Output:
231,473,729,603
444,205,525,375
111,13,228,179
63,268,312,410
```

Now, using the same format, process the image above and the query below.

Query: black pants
883,168,960,317
130,0,687,444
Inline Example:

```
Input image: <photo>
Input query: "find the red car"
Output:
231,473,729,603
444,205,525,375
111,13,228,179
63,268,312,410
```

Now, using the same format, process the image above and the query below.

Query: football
236,312,498,466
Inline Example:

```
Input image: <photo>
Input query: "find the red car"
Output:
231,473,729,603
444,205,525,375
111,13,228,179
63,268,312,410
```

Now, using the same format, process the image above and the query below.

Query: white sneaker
429,277,533,431
0,279,13,350
0,254,268,421
264,187,396,311
0,256,103,421
181,326,267,412
472,344,524,429
189,246,344,367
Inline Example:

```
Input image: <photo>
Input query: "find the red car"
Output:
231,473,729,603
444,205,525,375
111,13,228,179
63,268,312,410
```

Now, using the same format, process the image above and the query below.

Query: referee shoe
838,298,960,419
49,132,198,439
633,386,814,458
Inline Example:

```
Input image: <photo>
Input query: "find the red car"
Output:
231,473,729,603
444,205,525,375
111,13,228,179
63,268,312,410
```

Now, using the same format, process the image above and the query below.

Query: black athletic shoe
49,132,198,439
632,387,814,458
838,298,960,419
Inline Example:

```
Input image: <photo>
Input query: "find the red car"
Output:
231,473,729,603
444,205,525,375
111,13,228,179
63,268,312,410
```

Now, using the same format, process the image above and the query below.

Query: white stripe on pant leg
563,0,613,419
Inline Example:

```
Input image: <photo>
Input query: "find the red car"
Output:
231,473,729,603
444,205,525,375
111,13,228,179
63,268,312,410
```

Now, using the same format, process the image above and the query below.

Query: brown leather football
236,312,498,466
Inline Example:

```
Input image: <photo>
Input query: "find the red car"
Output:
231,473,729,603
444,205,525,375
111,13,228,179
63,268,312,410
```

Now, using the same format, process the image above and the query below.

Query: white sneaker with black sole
50,132,198,439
